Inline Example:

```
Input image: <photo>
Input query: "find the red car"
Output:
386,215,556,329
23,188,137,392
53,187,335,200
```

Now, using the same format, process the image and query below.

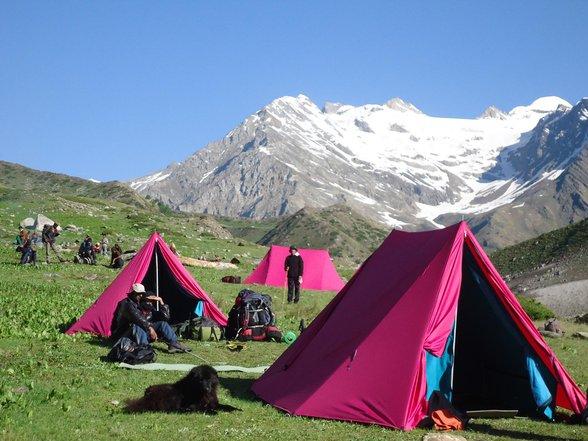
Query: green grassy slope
0,160,153,209
258,204,389,265
491,218,588,291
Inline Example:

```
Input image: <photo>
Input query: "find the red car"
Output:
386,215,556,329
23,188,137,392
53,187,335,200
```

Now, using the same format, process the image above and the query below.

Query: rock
12,386,30,394
539,330,563,338
423,433,467,441
83,274,98,281
230,257,241,265
575,313,588,324
65,224,80,232
572,332,588,340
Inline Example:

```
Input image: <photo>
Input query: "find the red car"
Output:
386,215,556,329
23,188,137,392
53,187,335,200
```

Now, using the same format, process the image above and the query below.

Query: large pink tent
67,232,227,336
252,222,586,430
244,245,345,292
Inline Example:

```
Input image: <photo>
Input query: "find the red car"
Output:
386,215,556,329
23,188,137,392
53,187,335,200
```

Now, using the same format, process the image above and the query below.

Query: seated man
111,283,190,353
77,235,96,264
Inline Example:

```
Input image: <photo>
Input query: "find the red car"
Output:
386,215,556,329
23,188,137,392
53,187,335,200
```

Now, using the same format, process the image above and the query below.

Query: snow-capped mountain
131,94,587,246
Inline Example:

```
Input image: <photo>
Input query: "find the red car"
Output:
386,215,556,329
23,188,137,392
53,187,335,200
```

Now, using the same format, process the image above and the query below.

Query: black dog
125,365,239,413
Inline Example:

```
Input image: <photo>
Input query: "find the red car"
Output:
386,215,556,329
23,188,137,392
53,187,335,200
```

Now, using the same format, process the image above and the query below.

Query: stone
423,433,467,441
572,332,588,340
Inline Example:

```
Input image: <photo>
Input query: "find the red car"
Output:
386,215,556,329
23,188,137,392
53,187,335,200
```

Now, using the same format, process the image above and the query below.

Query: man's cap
289,245,297,251
132,283,146,294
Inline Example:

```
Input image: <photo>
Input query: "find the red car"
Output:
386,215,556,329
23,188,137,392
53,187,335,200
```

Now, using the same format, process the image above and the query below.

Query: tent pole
155,244,160,311
449,305,458,394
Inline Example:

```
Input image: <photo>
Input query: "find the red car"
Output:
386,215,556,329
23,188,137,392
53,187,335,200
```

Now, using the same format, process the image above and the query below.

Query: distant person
41,223,65,264
14,229,26,248
111,283,190,353
101,234,109,256
77,235,96,264
110,243,124,268
18,230,37,265
284,245,304,303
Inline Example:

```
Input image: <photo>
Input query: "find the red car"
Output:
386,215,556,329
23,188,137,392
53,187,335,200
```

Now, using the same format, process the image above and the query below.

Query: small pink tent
252,222,586,430
244,245,345,292
67,232,227,336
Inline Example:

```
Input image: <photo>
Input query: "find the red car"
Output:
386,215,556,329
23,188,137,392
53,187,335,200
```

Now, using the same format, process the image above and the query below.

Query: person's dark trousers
287,277,301,303
44,241,65,263
132,321,178,345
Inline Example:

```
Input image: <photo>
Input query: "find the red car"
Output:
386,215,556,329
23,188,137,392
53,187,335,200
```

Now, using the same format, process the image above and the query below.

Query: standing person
284,245,304,304
101,234,109,256
19,231,37,265
41,223,65,264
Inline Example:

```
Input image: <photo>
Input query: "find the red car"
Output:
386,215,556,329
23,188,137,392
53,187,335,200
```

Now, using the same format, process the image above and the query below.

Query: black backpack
226,289,275,340
106,337,156,365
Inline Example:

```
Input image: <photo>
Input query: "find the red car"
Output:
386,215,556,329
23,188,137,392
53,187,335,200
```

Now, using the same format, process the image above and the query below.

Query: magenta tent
244,245,345,292
252,222,586,430
67,232,227,336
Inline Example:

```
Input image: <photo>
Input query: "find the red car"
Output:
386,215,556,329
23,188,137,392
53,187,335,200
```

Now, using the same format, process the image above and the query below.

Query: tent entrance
141,245,199,325
450,249,556,418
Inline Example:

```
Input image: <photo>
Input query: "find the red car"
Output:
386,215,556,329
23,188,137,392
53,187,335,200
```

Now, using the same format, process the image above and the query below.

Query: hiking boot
167,341,191,353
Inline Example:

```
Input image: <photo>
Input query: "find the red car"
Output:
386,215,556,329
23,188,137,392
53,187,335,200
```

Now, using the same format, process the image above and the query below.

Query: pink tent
244,245,345,292
67,232,227,336
252,222,586,430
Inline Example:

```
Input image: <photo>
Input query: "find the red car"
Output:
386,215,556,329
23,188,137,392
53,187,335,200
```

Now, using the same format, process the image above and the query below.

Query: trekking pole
279,277,287,321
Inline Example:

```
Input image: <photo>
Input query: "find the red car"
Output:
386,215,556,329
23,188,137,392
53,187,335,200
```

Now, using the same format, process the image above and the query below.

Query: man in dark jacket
42,223,65,264
284,245,304,303
111,283,190,353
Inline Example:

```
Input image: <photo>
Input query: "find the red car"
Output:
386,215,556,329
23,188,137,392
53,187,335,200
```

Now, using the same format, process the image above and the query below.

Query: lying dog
125,365,239,413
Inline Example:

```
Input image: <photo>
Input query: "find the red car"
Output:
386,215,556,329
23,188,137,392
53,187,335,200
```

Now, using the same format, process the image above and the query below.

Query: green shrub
516,295,555,320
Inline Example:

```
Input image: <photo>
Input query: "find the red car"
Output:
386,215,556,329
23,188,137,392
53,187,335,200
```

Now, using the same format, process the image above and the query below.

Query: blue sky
1,1,587,181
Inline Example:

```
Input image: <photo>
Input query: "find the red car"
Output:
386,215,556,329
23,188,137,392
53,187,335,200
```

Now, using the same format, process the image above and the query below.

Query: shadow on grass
468,422,578,441
219,376,259,403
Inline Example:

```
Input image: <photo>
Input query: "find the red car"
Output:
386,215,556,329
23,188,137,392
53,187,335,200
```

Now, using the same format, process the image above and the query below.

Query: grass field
0,191,587,440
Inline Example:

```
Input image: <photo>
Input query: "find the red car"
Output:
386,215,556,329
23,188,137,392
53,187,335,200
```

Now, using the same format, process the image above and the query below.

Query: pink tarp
66,232,227,336
244,245,345,291
251,222,586,430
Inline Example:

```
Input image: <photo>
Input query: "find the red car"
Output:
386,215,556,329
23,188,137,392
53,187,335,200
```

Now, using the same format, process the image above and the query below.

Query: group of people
15,223,126,269
75,234,110,265
15,222,66,265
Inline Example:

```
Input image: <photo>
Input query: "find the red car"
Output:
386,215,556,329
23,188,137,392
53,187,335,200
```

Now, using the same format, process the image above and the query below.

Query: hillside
0,163,234,246
258,204,389,265
0,160,153,209
491,218,588,286
491,218,588,316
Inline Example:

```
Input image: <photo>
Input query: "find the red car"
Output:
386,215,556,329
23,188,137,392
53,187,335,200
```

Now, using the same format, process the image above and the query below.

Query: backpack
106,337,156,365
226,289,276,341
172,316,223,341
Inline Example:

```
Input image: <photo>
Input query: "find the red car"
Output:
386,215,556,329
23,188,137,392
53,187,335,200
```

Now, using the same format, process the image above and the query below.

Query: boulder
572,332,588,340
539,330,563,338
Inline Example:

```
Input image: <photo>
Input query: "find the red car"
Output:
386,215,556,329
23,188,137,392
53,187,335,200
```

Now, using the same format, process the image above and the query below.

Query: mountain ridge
130,94,587,248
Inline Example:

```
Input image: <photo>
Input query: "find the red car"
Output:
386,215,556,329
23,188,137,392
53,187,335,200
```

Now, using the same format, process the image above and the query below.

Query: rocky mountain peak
384,98,422,113
479,105,507,120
